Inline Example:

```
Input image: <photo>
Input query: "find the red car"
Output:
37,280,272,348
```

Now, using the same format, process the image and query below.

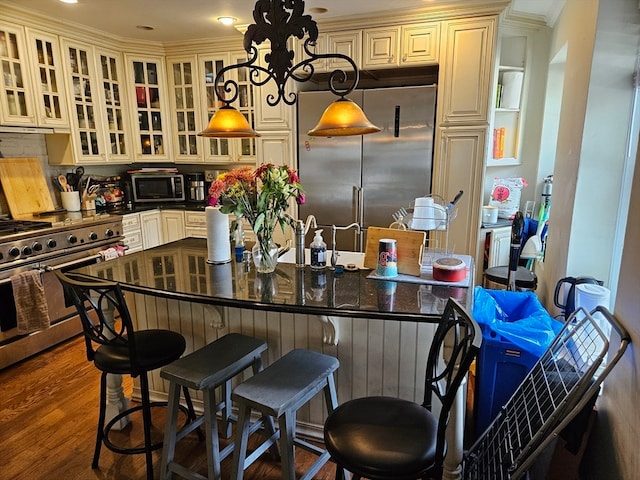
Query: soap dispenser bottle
310,229,327,270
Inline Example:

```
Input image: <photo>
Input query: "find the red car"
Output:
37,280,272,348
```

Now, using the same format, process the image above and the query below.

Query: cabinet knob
402,54,407,62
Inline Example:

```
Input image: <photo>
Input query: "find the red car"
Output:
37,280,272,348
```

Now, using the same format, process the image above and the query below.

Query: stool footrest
167,460,209,480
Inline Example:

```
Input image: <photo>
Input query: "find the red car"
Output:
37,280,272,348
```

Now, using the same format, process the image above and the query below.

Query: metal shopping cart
462,306,630,480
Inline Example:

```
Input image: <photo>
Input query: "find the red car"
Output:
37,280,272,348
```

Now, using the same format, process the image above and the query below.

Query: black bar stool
159,333,268,480
230,349,340,480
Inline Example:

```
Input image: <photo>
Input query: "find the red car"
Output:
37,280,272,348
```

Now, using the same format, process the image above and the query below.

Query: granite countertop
70,237,473,322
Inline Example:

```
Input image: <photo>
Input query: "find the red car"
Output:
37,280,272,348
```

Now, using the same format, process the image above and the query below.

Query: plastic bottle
310,229,327,270
234,222,245,262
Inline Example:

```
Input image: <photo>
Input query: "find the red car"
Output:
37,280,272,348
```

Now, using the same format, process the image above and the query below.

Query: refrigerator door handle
357,185,364,251
394,105,400,137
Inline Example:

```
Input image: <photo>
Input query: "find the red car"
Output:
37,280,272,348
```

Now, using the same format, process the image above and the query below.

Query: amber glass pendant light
198,0,379,139
200,105,261,138
308,97,381,137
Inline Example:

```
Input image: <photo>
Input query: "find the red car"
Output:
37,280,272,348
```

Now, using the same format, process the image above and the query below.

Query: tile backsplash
0,133,124,215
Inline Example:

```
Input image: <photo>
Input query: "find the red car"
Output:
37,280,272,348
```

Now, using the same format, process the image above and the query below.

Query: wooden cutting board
0,157,55,217
364,227,426,276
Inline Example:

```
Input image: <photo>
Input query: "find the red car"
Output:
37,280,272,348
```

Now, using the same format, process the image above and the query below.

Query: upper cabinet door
439,17,496,125
199,52,257,165
167,56,202,163
327,30,362,72
126,54,172,162
401,23,440,65
364,27,400,68
25,29,69,128
95,48,133,163
61,39,106,162
0,23,37,126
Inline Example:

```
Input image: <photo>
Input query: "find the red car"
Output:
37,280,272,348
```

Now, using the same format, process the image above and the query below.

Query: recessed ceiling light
309,7,328,14
136,25,155,31
60,0,78,3
218,17,237,26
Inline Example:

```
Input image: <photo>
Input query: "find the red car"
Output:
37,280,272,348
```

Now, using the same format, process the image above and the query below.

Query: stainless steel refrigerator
297,85,436,251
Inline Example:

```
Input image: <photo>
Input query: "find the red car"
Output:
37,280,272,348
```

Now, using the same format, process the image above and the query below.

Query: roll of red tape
432,257,467,282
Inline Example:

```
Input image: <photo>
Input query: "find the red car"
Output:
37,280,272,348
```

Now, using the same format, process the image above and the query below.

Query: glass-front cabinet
25,29,68,128
96,48,131,162
0,22,36,126
61,39,102,161
167,56,201,163
199,52,256,164
126,55,171,162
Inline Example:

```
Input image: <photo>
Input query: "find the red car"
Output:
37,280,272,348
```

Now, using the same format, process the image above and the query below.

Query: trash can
472,287,562,436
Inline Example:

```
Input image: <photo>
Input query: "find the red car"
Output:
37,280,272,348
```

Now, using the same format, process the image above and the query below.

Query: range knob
47,239,57,248
88,232,98,241
9,246,20,258
32,242,43,252
105,229,114,237
22,246,32,256
68,234,78,244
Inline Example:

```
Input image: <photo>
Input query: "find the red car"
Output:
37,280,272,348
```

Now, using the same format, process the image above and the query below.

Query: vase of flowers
208,163,305,273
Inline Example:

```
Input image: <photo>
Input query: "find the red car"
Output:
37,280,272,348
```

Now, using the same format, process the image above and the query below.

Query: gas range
0,213,124,279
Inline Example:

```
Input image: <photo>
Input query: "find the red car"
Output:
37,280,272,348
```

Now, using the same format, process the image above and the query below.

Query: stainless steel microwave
130,173,185,203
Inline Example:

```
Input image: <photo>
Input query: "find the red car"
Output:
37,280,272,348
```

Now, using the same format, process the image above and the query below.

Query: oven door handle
0,257,98,286
43,253,104,272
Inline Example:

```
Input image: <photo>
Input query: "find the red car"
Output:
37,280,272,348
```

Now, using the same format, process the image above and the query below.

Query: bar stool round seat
484,265,538,290
160,333,268,480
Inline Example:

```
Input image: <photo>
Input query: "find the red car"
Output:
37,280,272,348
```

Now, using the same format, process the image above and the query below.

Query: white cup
61,191,81,212
482,205,499,224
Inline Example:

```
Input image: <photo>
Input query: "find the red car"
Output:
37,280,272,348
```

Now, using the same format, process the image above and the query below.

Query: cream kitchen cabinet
0,22,37,126
401,24,440,65
439,17,496,125
167,55,203,163
293,32,328,74
433,126,486,261
363,24,440,69
126,54,172,162
363,27,400,68
327,30,361,72
199,52,257,165
185,210,207,238
24,28,69,128
48,40,132,165
476,225,511,285
121,211,143,254
254,45,294,131
161,210,186,244
95,47,133,162
140,209,163,249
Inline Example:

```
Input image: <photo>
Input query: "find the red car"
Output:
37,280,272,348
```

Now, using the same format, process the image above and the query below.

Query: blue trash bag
473,286,562,357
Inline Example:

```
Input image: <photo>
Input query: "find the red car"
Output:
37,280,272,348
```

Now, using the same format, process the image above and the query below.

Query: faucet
330,222,361,267
294,215,318,266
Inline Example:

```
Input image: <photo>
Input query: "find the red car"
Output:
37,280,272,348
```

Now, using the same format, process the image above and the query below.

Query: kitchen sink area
278,248,367,269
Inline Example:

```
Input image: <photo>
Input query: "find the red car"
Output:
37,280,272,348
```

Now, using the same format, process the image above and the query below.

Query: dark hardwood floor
0,334,337,480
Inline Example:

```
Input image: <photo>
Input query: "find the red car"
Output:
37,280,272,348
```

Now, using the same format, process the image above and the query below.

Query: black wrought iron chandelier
198,0,380,138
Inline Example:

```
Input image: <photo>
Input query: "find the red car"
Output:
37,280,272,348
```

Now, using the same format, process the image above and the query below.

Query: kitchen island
71,237,474,480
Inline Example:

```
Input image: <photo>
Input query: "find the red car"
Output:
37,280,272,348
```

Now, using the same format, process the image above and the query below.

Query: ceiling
0,0,560,43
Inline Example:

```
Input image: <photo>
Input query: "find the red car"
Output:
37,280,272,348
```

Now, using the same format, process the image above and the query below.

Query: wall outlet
205,170,216,182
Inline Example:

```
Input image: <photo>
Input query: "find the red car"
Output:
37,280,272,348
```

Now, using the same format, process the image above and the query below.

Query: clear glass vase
252,242,279,273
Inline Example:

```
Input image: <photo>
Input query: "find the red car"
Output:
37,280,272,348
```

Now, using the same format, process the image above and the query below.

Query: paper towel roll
501,71,524,109
209,261,233,296
206,206,231,264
